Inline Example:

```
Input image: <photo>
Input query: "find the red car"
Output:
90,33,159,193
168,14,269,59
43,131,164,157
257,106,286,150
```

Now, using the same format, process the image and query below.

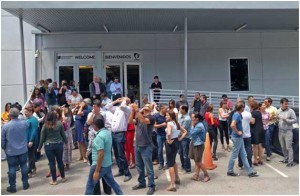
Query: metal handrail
149,88,299,113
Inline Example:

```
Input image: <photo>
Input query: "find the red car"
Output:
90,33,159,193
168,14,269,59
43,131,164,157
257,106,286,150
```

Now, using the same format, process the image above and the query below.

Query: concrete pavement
1,144,299,195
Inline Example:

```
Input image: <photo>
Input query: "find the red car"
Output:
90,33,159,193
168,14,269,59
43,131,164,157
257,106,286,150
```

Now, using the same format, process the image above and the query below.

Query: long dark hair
167,111,180,130
45,112,58,129
4,102,11,112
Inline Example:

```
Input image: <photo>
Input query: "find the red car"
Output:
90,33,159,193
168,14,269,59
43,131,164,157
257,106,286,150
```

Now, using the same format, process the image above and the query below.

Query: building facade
1,3,299,111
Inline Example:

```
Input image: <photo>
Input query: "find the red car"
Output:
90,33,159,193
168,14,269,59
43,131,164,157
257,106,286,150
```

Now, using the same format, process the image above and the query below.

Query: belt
45,142,63,146
112,93,121,95
112,131,125,134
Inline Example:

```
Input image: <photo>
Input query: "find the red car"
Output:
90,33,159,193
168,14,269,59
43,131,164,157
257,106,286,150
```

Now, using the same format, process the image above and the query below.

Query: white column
184,17,188,98
19,16,28,104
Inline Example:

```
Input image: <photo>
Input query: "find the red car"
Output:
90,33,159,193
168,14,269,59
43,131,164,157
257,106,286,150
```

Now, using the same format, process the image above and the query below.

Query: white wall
1,10,38,111
1,9,298,113
37,31,299,97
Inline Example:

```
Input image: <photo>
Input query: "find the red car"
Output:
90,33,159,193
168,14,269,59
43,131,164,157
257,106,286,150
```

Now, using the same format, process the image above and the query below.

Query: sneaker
213,156,218,161
124,175,132,182
286,163,295,167
158,165,163,170
132,184,146,190
163,165,169,170
248,172,259,177
147,187,155,195
7,186,17,193
280,160,288,164
23,183,30,190
227,172,240,177
237,165,243,170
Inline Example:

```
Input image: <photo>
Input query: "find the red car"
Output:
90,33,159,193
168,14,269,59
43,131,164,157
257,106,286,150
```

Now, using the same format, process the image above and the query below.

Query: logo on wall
104,52,142,62
134,53,140,60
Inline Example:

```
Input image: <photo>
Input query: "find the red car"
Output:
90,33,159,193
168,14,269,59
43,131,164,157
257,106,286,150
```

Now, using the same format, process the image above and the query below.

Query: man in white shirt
238,99,253,169
110,77,123,101
105,97,132,182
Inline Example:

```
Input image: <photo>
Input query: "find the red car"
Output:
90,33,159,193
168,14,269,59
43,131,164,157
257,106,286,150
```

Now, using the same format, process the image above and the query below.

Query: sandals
49,181,57,185
202,176,210,182
191,175,201,181
166,186,177,192
129,164,136,169
61,178,68,183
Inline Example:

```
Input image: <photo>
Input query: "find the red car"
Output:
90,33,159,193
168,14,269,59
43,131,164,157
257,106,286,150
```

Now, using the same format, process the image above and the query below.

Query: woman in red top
125,105,136,169
204,104,219,161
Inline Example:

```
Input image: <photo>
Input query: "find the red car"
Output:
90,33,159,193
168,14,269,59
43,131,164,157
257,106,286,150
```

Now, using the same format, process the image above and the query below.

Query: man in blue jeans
1,108,30,193
227,103,259,177
85,117,123,195
178,105,192,173
105,97,132,182
154,104,168,170
264,97,278,161
132,103,156,195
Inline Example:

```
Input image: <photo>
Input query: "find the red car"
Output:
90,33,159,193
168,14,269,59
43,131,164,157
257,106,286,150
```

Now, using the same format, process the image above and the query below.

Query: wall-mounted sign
56,53,96,64
103,52,142,62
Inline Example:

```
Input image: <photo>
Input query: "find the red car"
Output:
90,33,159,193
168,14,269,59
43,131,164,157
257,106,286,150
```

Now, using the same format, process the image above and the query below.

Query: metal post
19,17,27,103
184,17,188,98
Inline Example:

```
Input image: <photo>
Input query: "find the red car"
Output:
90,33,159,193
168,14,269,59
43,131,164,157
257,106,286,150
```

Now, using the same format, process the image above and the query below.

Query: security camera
34,50,39,58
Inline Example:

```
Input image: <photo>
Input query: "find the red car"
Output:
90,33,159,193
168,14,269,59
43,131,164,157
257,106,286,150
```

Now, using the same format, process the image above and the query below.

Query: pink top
261,111,270,130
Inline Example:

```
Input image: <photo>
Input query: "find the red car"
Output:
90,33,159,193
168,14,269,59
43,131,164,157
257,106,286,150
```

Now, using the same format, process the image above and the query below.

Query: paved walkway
1,143,299,195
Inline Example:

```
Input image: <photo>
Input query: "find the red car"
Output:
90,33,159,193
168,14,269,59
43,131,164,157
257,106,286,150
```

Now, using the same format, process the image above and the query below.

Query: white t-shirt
166,121,181,139
68,94,82,104
241,111,251,138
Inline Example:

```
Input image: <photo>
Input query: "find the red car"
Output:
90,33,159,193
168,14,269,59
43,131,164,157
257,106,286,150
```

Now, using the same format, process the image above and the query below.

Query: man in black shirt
150,76,162,103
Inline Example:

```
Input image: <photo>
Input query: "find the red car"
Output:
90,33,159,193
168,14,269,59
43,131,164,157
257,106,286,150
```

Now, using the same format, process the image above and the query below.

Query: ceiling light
173,25,178,32
37,24,50,33
103,24,109,33
235,23,247,32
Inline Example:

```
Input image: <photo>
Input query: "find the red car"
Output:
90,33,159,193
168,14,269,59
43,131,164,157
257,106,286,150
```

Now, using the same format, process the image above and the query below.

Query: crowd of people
1,75,298,195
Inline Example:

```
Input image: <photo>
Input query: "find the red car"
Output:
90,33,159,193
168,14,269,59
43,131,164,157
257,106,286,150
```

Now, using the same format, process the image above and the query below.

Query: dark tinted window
230,58,249,91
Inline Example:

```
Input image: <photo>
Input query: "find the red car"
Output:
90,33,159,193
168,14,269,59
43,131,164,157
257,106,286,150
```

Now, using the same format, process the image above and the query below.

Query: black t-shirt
193,99,201,113
136,114,155,147
150,82,162,93
154,113,166,136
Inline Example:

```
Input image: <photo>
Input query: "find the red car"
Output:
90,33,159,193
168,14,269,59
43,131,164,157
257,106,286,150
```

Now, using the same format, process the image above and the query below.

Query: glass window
229,58,249,91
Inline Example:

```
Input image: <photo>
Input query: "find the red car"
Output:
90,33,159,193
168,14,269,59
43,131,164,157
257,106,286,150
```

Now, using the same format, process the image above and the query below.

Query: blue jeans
266,124,276,156
228,137,253,175
112,132,130,176
178,138,191,172
238,137,252,167
157,134,167,167
85,165,123,195
6,152,29,189
44,142,65,181
264,128,272,157
135,145,155,188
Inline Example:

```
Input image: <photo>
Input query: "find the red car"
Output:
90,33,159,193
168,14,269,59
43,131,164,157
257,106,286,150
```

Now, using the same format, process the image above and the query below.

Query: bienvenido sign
56,53,96,64
103,52,142,62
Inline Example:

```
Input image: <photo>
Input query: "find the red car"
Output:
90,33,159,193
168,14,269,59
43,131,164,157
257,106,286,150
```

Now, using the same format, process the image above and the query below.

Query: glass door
78,65,94,98
58,65,75,87
105,64,123,98
124,62,142,105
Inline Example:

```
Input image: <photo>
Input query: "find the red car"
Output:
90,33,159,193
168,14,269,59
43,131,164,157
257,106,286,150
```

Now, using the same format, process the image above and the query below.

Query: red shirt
205,112,213,126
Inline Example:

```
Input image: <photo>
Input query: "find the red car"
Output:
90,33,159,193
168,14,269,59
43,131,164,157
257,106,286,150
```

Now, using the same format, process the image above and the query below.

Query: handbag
213,117,220,127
